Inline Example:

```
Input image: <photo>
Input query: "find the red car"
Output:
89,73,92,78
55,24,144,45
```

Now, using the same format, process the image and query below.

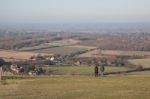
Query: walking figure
99,64,105,76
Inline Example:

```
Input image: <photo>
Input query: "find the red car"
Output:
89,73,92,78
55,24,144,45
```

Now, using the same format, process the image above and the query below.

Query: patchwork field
18,39,95,55
0,50,51,60
0,75,150,99
19,39,80,51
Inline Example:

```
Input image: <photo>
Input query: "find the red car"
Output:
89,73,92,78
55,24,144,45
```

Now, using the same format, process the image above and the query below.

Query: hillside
1,75,150,99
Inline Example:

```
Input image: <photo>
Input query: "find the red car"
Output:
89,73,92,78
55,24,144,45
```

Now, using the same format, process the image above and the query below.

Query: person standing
94,65,98,77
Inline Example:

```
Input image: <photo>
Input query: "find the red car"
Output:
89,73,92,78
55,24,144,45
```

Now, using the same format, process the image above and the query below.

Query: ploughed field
0,50,50,60
0,75,150,99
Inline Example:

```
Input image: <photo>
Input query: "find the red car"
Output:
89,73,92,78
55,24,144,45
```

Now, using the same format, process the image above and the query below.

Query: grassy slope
0,75,150,99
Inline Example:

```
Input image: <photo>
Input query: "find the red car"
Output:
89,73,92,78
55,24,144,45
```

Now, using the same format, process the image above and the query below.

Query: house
50,56,55,61
10,64,20,73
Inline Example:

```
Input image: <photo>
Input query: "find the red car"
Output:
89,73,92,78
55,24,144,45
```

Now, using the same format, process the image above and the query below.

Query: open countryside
0,0,150,99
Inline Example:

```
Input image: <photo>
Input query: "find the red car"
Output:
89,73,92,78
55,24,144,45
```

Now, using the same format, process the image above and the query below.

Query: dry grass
79,50,150,57
0,75,150,99
101,50,150,56
0,80,23,99
128,58,150,68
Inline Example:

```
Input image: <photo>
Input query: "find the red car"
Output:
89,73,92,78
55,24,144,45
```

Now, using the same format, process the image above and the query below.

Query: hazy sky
0,0,150,23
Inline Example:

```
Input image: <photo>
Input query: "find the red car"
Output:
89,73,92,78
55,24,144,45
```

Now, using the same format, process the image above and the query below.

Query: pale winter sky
0,0,150,23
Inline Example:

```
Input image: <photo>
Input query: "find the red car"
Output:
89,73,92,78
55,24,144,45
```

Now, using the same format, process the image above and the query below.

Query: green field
45,66,131,75
31,46,87,55
0,75,150,99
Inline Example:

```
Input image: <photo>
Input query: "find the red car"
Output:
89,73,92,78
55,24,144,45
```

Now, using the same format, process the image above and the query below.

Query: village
0,50,139,79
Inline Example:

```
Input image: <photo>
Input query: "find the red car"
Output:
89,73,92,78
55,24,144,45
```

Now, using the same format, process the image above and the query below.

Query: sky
0,0,150,23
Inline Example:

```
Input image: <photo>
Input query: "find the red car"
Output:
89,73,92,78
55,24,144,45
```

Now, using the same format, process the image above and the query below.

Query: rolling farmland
19,39,81,51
